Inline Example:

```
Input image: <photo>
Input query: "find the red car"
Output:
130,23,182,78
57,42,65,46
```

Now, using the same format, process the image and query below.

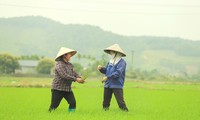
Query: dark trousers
103,88,128,111
49,89,76,111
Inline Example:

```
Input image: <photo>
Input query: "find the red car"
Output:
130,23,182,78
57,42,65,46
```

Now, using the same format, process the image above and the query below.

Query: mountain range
0,16,200,75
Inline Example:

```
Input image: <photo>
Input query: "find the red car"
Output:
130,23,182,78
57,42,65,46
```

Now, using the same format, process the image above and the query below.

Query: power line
0,3,200,15
55,0,200,8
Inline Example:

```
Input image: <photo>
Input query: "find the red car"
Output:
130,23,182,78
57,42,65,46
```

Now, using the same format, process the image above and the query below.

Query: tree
88,54,107,76
0,53,20,74
72,62,83,74
20,55,40,60
36,58,55,74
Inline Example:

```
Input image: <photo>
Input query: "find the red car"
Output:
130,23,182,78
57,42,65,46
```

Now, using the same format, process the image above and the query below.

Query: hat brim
55,51,77,61
104,49,126,57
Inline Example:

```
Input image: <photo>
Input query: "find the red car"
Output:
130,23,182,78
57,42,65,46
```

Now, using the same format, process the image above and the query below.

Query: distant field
0,77,200,120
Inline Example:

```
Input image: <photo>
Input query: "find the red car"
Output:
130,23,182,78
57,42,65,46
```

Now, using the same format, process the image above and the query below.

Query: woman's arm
56,62,77,81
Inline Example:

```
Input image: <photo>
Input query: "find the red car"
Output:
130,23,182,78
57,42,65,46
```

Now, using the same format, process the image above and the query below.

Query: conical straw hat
104,44,126,57
55,47,77,61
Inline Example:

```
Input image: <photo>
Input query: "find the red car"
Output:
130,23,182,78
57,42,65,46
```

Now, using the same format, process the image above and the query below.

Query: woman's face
64,53,72,61
109,51,115,55
109,51,116,59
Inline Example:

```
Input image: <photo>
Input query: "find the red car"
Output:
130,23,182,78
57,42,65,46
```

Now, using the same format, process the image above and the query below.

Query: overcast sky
0,0,200,41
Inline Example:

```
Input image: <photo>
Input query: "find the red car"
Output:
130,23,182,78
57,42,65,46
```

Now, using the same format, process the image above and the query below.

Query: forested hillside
0,16,200,75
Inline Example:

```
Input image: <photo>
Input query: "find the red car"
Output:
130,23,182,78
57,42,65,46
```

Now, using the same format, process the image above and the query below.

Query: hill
0,16,200,75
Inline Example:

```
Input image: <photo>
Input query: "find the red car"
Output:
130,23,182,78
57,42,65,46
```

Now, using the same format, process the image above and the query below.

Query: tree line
1,53,200,81
0,53,107,76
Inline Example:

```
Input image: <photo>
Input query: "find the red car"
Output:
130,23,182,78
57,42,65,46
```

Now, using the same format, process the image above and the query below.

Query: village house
15,60,39,74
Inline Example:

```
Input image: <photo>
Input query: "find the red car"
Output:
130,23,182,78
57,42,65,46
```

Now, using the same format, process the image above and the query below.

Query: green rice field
0,77,200,120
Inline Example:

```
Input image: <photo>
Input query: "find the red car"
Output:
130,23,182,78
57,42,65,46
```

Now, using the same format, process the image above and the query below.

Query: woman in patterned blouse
49,47,85,112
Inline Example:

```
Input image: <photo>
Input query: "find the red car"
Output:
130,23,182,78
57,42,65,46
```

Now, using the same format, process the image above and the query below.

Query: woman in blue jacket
97,44,128,112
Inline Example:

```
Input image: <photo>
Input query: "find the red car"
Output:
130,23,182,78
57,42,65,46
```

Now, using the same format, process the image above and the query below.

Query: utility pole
131,50,134,70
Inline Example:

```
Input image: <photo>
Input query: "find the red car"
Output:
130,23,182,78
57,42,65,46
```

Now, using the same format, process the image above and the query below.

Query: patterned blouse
52,60,80,92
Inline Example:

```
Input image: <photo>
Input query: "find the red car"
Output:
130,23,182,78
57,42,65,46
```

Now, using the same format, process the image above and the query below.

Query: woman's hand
76,78,85,83
97,65,102,70
102,76,108,83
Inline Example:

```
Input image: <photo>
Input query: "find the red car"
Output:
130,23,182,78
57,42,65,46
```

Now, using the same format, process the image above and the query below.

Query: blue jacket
99,59,126,88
